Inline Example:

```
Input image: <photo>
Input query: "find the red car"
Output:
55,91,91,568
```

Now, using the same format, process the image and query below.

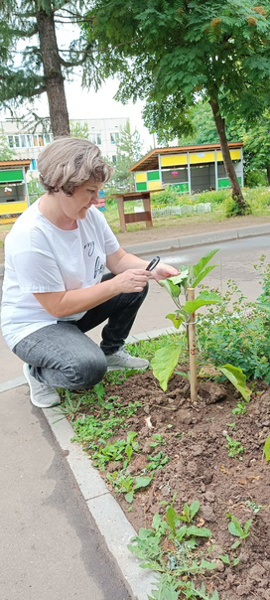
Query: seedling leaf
166,313,184,329
133,475,152,490
191,249,219,279
186,526,212,538
183,291,222,314
219,364,251,402
192,265,217,288
151,344,181,391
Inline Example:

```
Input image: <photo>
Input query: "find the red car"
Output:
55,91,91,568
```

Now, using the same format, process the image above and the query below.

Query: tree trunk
209,99,250,214
267,165,270,185
36,8,70,137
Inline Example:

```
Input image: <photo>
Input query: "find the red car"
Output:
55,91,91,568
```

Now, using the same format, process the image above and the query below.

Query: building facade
0,117,129,174
130,143,244,194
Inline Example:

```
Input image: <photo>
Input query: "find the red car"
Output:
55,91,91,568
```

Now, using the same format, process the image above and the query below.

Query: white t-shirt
1,199,119,350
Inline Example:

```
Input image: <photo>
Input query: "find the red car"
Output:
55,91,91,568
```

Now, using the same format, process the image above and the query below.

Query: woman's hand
113,269,151,294
150,262,179,282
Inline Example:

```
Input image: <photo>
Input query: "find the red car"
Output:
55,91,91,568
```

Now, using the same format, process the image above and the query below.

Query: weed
226,435,245,459
227,515,252,549
147,451,170,472
148,433,167,448
107,470,152,503
245,500,263,514
128,501,218,599
93,431,139,469
232,401,247,415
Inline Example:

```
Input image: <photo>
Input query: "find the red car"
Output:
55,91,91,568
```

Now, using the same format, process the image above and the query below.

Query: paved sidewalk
0,220,269,599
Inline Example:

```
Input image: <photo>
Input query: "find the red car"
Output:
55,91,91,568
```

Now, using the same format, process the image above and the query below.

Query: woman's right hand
113,269,151,294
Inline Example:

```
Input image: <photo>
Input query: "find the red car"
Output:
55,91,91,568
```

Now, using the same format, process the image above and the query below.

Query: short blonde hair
38,137,112,195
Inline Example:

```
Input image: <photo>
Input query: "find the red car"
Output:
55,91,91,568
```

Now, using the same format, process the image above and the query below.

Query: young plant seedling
226,435,245,459
227,515,252,549
152,249,222,398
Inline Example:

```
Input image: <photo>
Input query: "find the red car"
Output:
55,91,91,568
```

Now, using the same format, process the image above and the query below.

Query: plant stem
187,287,197,402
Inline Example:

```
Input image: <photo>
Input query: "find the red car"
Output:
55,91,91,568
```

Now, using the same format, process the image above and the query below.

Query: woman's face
58,179,103,221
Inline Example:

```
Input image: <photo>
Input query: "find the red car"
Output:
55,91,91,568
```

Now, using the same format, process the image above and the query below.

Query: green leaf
190,499,200,519
228,517,243,537
192,265,217,288
219,364,251,402
151,343,181,391
133,475,152,490
160,269,189,297
166,506,178,532
165,313,184,329
264,436,270,461
186,526,212,538
219,554,230,565
183,291,223,314
125,491,134,503
191,249,219,279
159,279,181,299
200,558,217,570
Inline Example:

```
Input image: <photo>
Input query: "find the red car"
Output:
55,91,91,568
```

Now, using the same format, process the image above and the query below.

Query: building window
89,133,102,145
6,133,51,149
110,133,119,144
27,135,33,147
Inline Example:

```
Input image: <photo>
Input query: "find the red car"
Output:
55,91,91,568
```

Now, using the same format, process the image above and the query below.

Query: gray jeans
13,275,148,390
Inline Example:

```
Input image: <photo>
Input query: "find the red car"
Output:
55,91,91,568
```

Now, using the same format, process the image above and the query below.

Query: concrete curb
122,223,270,255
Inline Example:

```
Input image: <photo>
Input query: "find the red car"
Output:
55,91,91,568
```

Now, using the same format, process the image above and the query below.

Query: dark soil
82,371,270,600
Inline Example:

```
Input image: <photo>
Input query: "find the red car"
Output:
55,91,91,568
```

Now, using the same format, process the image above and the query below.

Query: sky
36,74,156,153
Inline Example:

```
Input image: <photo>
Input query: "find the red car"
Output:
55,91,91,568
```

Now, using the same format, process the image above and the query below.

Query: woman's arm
34,267,150,318
107,248,179,281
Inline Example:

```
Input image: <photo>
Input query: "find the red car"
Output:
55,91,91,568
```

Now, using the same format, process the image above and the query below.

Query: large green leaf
159,268,189,298
151,343,181,391
192,265,217,288
183,291,223,314
191,249,219,280
219,364,251,402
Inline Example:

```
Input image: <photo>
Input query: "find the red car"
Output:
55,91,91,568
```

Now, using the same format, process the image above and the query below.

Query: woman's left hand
151,262,179,282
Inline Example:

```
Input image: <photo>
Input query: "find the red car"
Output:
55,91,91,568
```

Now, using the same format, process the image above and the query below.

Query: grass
1,186,270,241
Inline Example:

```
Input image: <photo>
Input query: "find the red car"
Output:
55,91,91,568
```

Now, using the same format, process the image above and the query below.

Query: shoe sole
23,364,61,409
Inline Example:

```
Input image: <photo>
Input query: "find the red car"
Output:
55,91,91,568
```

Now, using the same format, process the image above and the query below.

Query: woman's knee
67,350,107,389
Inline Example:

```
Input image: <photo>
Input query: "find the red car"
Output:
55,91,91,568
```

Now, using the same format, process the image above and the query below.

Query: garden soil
79,371,270,600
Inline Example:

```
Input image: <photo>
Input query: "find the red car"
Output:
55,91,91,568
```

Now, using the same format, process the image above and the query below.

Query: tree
243,111,270,185
86,0,270,213
109,121,142,191
0,134,17,160
0,1,98,137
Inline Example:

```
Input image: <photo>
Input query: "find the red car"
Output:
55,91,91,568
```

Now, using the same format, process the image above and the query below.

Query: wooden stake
187,287,197,402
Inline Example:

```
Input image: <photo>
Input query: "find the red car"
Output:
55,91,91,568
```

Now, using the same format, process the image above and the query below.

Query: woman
1,137,178,409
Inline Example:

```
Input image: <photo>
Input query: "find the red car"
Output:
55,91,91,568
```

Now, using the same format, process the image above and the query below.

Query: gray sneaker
23,363,61,409
106,349,149,371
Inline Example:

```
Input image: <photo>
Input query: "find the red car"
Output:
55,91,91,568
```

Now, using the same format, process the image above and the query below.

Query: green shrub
151,187,181,207
194,189,228,204
224,197,245,217
245,169,268,188
197,266,270,383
